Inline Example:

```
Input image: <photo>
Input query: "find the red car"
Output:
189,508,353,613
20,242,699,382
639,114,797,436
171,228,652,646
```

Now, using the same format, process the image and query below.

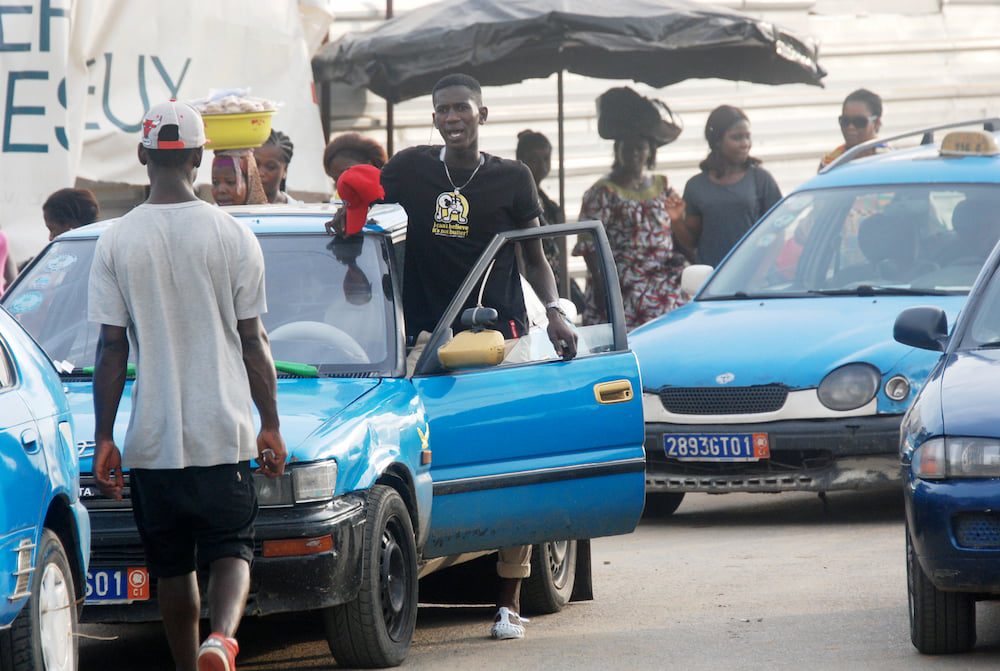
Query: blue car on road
631,121,1000,516
2,205,645,667
0,305,89,671
895,155,1000,653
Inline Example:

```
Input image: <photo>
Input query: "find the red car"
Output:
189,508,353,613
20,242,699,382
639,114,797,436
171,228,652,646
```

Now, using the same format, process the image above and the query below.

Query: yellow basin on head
203,111,274,150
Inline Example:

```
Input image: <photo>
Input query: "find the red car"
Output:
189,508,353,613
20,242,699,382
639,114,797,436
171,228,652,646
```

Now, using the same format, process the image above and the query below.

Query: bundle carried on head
596,87,682,145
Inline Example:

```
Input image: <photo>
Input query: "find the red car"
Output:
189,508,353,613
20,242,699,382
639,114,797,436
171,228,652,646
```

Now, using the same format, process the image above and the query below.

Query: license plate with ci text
85,567,150,604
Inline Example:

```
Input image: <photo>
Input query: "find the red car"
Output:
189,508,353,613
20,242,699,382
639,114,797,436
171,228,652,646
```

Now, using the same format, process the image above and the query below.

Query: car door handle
21,428,38,448
594,380,634,405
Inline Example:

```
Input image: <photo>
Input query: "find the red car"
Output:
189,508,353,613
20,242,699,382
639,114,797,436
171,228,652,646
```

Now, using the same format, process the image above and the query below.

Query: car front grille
954,513,1000,549
658,385,789,415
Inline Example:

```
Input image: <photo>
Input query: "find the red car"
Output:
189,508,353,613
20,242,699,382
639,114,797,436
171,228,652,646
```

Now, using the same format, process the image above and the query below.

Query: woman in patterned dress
574,134,688,330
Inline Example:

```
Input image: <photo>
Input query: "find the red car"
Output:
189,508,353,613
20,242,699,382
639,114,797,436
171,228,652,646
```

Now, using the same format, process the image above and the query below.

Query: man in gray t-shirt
88,100,285,671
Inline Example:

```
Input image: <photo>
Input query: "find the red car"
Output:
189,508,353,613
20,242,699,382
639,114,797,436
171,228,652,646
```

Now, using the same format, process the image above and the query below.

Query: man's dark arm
237,317,286,476
93,324,128,498
94,325,128,441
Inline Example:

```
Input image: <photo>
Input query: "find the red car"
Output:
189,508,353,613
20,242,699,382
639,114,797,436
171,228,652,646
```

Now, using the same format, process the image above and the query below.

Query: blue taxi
2,205,644,667
631,121,1000,515
0,305,89,671
895,183,1000,654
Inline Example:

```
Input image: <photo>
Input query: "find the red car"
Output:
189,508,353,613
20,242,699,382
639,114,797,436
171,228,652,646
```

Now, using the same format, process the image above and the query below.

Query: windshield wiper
59,363,137,378
807,285,952,297
975,341,1000,350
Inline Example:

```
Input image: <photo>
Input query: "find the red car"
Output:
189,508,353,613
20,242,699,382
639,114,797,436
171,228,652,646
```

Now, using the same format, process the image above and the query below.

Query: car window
961,265,1000,349
700,184,1000,299
0,337,16,388
5,234,398,376
500,231,614,367
413,227,619,376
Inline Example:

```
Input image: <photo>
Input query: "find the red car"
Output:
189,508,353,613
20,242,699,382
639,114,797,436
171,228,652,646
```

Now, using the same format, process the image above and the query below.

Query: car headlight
913,437,1000,480
292,460,338,503
253,461,338,506
817,363,880,411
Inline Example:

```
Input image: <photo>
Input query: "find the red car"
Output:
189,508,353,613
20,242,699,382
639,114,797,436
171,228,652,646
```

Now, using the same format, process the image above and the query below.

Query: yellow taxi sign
940,130,1000,157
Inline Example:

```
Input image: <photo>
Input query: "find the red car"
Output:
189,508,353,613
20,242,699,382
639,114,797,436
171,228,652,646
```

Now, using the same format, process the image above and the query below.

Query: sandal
490,606,529,640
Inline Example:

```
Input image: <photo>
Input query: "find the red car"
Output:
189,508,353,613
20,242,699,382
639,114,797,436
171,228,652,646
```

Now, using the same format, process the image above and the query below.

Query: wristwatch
545,301,568,318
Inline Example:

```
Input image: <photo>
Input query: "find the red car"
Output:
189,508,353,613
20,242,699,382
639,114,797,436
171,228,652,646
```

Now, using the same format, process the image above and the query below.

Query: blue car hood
68,377,380,472
629,296,967,389
940,350,1000,437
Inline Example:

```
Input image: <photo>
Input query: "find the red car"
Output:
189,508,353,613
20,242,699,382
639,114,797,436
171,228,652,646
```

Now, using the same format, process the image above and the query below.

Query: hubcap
546,541,571,589
39,562,73,671
379,516,412,640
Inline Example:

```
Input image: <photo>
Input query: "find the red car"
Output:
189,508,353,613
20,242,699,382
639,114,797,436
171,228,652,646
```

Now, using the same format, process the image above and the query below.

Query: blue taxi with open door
2,205,644,667
0,305,89,671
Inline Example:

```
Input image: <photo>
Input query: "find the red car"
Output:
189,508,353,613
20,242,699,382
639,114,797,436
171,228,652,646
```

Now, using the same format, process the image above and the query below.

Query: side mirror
894,306,948,352
681,264,714,297
437,329,506,370
460,306,499,329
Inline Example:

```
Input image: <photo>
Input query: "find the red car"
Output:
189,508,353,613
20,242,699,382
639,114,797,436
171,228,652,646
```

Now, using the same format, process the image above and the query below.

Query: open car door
411,222,645,557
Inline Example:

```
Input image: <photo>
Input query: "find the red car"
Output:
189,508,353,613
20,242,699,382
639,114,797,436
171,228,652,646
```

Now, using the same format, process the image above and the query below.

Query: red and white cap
140,99,206,149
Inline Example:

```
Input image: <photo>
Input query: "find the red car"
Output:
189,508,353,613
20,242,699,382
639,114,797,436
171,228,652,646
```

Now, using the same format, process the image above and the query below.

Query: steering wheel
268,321,370,364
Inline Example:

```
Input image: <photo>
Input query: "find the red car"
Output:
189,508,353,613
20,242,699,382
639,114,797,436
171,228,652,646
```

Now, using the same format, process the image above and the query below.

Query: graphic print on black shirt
432,190,471,238
380,145,542,339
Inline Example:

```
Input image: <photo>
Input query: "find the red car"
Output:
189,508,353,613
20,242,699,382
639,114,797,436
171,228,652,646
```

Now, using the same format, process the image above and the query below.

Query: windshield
4,233,396,375
960,264,1000,350
699,184,1000,300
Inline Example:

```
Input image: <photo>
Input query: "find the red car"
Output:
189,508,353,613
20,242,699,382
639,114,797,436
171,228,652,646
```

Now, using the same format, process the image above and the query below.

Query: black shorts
130,461,258,580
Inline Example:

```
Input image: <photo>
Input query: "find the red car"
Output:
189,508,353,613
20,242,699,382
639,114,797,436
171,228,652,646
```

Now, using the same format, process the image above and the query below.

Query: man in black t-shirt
328,73,576,641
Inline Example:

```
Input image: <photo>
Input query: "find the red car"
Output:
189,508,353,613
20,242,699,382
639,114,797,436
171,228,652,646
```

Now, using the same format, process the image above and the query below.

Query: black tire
521,541,577,615
907,530,976,654
0,529,78,671
324,485,418,668
643,492,685,517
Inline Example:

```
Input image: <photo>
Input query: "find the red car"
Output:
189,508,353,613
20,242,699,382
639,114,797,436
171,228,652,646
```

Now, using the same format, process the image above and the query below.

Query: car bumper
80,494,365,623
906,477,1000,594
644,416,903,493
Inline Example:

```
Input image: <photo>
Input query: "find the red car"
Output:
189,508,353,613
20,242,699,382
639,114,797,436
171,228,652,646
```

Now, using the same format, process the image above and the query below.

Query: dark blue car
0,305,89,671
895,194,1000,653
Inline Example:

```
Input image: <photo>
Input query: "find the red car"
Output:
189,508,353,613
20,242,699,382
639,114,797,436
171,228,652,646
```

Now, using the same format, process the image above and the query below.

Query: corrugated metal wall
323,0,1000,218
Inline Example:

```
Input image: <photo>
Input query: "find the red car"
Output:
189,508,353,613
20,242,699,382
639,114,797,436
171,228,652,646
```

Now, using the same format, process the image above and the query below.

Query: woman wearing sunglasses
819,88,889,171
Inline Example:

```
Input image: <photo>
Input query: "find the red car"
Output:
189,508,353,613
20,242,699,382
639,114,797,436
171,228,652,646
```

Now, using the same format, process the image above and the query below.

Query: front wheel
0,529,78,671
907,529,976,654
324,485,418,668
521,541,577,615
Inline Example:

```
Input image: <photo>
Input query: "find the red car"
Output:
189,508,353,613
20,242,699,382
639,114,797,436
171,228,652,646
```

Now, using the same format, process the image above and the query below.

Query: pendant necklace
440,146,484,194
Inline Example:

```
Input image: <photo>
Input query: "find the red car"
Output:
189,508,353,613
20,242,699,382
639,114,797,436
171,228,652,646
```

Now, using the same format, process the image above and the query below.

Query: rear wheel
907,530,976,654
521,541,577,615
643,492,685,517
324,486,418,668
0,529,78,671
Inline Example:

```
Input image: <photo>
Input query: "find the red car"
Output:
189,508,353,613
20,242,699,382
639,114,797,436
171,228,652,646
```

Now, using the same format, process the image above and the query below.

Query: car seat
944,197,1000,266
831,213,918,286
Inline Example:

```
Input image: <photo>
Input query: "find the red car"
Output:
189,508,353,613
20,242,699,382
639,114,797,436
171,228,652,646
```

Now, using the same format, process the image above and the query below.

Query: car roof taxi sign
940,130,1000,157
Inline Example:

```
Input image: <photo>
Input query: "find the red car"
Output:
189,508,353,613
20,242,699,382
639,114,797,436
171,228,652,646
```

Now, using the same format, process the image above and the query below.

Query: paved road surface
79,488,1000,670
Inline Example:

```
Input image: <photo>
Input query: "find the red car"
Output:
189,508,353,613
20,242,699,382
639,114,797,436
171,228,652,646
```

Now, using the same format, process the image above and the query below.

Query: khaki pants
497,545,532,579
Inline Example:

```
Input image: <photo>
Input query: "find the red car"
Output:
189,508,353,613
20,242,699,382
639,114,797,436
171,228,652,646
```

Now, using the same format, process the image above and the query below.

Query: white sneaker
490,607,529,640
